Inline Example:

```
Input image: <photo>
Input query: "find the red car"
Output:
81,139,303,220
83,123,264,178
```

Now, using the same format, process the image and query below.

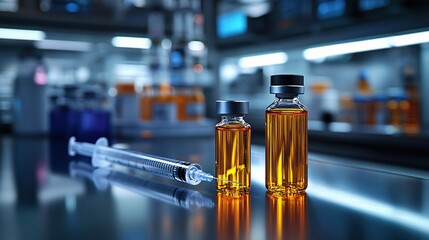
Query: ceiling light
35,39,92,51
111,36,152,49
0,28,45,41
239,52,288,68
187,41,205,52
303,30,429,61
391,31,429,47
303,38,391,61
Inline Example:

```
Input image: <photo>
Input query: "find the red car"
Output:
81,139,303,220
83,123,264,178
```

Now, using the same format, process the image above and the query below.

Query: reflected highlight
266,192,307,240
308,184,429,235
216,192,251,240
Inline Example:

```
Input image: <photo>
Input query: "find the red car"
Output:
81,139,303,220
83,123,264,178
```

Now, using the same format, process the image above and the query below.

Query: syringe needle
213,177,243,185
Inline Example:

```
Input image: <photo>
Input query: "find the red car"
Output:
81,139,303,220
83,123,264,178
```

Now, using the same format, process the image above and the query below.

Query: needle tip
214,177,243,185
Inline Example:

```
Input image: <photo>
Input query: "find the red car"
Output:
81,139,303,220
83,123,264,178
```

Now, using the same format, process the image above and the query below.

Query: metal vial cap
216,100,249,115
270,74,304,95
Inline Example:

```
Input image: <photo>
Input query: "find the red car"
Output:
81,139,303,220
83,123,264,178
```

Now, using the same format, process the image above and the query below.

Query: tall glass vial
266,75,308,194
215,100,251,194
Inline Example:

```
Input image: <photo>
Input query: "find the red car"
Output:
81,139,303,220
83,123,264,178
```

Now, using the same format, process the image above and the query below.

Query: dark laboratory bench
1,135,429,240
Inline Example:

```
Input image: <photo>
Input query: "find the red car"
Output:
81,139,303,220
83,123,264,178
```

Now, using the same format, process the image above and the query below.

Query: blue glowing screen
359,0,390,11
66,2,80,13
317,0,346,19
217,10,247,39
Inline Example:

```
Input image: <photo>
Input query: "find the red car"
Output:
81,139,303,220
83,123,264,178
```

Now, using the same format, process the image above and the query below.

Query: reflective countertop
1,136,428,240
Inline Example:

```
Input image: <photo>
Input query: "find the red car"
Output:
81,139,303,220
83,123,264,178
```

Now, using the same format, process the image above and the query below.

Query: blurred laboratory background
1,0,428,165
1,1,429,240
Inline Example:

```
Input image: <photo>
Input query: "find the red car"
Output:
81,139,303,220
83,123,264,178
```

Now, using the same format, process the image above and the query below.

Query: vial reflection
216,192,251,240
266,192,307,240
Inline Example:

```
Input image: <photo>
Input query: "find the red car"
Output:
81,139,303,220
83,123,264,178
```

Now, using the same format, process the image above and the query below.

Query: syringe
68,137,236,186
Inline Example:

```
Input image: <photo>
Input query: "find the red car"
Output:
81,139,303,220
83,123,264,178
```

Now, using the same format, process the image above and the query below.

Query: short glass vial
215,100,251,195
265,75,308,194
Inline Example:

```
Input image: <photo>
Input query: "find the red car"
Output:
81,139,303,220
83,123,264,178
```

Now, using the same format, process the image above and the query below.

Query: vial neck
275,94,299,99
275,95,299,103
221,115,245,123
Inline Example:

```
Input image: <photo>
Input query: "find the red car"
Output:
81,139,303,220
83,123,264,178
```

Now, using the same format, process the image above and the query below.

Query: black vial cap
270,74,304,95
216,100,249,115
271,74,304,86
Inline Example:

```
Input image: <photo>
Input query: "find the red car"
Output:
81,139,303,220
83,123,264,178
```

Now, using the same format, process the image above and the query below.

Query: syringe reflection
69,161,214,210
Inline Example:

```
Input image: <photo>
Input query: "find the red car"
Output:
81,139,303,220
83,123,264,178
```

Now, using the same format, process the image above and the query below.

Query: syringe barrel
92,146,204,185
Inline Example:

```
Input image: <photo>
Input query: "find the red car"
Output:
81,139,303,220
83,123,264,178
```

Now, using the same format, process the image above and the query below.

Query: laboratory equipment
354,70,376,126
215,100,251,194
176,85,205,121
49,90,68,137
114,82,139,126
77,88,111,142
49,85,111,142
13,47,48,135
152,84,177,122
402,63,420,133
266,74,308,194
140,85,154,121
68,136,235,185
69,161,214,209
187,86,206,121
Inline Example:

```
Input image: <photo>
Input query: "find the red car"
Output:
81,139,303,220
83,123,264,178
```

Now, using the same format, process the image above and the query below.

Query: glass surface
1,135,429,239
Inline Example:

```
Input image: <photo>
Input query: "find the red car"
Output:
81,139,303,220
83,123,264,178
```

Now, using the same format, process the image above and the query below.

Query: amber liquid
139,86,153,121
176,88,187,121
357,79,372,95
266,109,308,194
404,86,420,134
215,124,251,194
266,192,307,240
216,193,250,240
356,79,376,125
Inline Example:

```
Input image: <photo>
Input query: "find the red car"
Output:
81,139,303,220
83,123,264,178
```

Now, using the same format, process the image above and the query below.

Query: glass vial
266,75,308,194
215,100,251,194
